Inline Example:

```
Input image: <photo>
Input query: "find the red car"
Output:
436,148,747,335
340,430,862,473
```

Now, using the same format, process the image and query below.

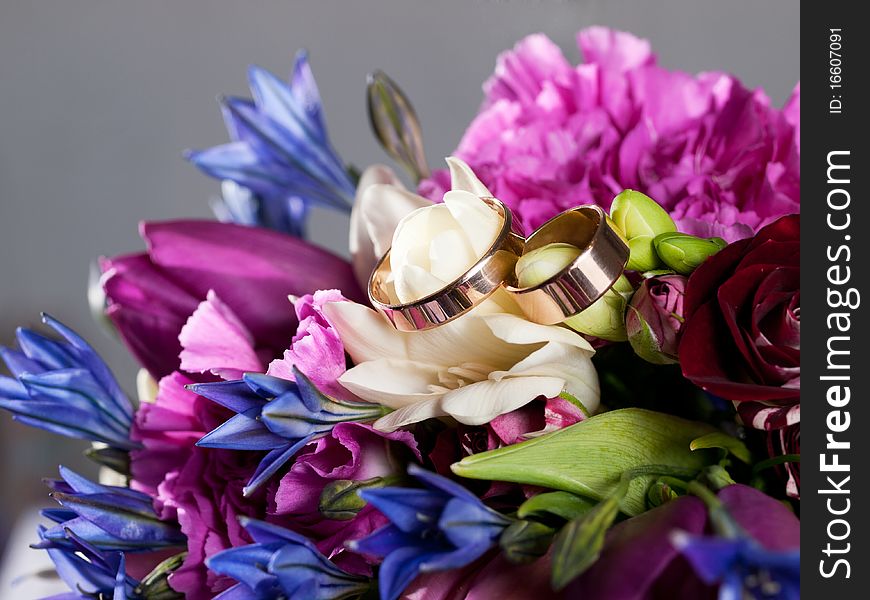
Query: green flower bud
500,519,555,564
515,243,582,288
626,235,662,272
653,232,727,275
319,477,396,520
367,70,430,182
610,190,677,240
84,445,131,477
135,552,187,600
563,275,634,341
646,479,680,507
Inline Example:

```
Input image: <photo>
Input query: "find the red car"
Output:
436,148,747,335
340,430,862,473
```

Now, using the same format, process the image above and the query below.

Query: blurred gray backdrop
0,0,798,547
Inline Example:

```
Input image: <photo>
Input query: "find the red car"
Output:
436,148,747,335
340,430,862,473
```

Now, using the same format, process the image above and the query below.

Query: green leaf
518,491,597,522
690,432,751,464
551,488,625,590
451,409,718,516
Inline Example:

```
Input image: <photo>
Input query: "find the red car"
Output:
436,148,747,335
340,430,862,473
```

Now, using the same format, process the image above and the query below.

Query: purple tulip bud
626,275,687,364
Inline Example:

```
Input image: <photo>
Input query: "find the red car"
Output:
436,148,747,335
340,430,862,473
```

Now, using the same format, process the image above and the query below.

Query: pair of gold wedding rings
368,198,630,332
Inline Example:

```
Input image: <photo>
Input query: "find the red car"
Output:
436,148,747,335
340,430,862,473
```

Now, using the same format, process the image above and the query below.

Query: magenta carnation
269,422,420,574
420,27,800,242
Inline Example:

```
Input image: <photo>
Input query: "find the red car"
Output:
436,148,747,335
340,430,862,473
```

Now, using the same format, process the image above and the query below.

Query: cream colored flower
324,301,598,431
332,157,600,431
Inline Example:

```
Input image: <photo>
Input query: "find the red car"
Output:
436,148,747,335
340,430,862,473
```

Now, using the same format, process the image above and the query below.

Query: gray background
0,0,798,549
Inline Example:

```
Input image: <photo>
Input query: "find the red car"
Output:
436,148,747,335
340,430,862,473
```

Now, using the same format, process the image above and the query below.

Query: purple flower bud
626,275,687,364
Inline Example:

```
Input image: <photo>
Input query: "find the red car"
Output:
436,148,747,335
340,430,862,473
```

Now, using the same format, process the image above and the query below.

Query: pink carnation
267,289,350,399
420,27,799,242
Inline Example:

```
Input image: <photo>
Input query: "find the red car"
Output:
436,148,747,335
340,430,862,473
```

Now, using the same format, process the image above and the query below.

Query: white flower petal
443,190,501,257
324,301,521,370
481,313,595,354
338,358,443,409
394,264,448,305
390,203,455,269
349,165,407,288
374,399,448,432
439,377,566,425
496,342,600,414
428,228,478,284
362,184,433,258
446,156,493,197
322,301,409,363
403,310,528,369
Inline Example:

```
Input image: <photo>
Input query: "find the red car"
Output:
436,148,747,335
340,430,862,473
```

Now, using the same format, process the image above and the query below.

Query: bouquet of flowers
0,27,800,600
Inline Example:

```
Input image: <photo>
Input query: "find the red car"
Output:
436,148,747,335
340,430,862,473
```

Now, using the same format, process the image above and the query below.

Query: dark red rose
679,215,799,430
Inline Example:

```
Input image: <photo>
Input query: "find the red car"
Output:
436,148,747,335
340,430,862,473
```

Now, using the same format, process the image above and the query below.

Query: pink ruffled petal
178,290,264,380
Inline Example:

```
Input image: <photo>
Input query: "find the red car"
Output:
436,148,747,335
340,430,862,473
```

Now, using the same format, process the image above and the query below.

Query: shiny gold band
367,197,524,331
504,205,629,325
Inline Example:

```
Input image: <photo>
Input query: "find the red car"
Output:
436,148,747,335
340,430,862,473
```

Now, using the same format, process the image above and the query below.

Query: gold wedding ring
505,205,630,325
368,197,524,331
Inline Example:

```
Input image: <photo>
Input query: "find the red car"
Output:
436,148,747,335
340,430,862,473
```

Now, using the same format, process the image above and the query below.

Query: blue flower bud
191,367,389,495
208,518,369,599
0,314,136,451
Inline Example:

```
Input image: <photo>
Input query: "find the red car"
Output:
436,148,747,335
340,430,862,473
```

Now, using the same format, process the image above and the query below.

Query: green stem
687,480,742,538
657,476,690,492
752,453,800,475
686,480,722,509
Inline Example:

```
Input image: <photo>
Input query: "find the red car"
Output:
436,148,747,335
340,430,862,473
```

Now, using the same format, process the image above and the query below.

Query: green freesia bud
653,232,727,275
610,190,677,240
319,477,390,520
563,275,634,341
515,243,582,288
500,519,555,564
367,70,430,182
626,235,661,272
